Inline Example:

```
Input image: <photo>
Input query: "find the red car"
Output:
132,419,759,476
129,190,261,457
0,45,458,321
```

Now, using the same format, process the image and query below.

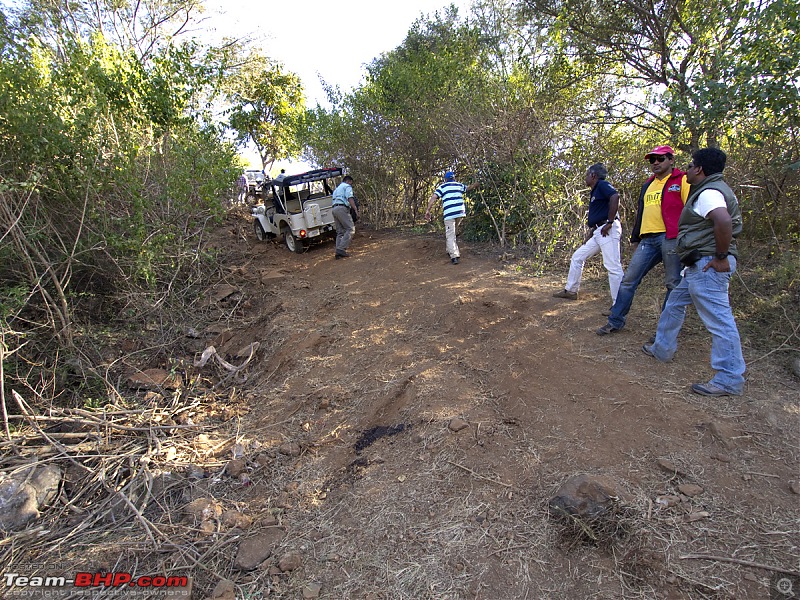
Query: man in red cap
596,145,690,335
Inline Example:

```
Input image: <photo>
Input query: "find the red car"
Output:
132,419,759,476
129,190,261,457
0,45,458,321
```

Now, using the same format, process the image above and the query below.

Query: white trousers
445,218,461,258
565,221,624,302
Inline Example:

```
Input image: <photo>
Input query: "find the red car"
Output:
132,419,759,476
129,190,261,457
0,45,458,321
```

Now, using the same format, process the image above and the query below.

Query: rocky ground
2,213,798,600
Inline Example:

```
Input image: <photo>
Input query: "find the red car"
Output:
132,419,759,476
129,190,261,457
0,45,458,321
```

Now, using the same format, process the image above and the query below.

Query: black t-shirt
587,179,617,228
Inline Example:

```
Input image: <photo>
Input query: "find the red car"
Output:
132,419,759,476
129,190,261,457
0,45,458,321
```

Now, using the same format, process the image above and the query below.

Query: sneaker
335,251,350,259
641,344,656,358
552,289,577,300
601,306,613,316
691,382,741,397
648,334,656,345
596,323,619,336
451,257,460,264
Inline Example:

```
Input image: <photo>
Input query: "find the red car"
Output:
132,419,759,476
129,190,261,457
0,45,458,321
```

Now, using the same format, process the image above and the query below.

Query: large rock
234,528,287,570
549,474,632,519
0,465,62,531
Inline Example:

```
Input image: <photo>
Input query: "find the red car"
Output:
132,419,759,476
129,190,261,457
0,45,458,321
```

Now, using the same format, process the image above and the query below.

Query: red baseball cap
645,145,675,159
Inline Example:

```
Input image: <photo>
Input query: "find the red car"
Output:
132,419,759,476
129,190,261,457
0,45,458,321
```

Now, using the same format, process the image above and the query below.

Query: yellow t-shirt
640,174,690,235
640,175,669,234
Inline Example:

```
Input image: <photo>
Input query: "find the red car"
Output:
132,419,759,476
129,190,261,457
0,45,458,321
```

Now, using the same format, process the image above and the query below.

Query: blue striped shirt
434,181,467,220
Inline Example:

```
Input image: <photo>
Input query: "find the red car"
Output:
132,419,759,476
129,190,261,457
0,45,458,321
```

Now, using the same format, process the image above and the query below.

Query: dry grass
1,228,797,600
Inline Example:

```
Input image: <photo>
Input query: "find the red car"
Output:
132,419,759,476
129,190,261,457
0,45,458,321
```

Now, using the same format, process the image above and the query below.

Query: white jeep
251,167,345,253
244,169,264,199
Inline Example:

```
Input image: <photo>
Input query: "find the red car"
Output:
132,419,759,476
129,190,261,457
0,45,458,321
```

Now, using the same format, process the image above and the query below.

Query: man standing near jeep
237,173,247,203
643,148,745,397
332,175,359,259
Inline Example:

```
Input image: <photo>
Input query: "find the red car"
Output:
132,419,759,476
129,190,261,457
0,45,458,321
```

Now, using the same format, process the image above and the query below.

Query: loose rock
655,495,681,508
278,552,303,572
677,483,704,497
275,492,292,509
686,511,710,522
198,520,216,535
279,442,302,457
234,529,287,570
184,498,222,523
302,583,322,599
126,368,183,390
700,421,734,449
549,474,632,519
208,579,236,600
225,458,246,478
0,465,63,531
448,418,469,432
656,458,688,478
187,465,206,479
222,510,252,530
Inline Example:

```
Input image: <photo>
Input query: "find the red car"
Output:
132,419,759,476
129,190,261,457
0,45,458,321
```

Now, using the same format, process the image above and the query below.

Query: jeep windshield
244,169,263,182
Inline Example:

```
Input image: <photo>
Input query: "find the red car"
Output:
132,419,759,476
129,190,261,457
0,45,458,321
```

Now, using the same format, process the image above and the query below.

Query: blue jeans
607,234,682,329
650,255,745,394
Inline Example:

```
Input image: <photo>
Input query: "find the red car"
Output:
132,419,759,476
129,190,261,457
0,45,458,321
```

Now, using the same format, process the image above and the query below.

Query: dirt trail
188,219,799,598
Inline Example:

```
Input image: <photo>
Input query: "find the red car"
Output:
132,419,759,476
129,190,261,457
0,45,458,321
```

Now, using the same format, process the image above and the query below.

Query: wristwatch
715,251,730,260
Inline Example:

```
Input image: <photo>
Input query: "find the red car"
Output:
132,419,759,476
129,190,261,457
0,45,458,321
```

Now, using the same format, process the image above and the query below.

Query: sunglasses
648,155,669,164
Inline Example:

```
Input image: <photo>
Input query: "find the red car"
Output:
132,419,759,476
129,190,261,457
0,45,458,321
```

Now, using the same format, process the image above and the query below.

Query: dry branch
680,553,800,577
447,460,512,487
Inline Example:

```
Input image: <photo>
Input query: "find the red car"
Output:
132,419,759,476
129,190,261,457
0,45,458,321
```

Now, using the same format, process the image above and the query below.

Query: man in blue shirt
331,175,359,259
553,163,624,304
425,171,479,264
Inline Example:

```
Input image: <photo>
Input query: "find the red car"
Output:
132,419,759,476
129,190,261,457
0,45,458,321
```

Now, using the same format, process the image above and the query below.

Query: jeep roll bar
267,167,345,215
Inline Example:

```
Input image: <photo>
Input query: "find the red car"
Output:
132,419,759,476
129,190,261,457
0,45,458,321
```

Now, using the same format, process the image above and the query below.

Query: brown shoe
596,323,619,336
552,289,577,300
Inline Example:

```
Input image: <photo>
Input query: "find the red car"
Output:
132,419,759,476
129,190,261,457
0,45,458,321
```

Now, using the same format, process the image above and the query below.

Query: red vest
632,168,686,241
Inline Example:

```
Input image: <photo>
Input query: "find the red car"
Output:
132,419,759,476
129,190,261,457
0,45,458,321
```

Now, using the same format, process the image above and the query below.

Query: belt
640,232,664,238
332,202,349,208
590,218,618,231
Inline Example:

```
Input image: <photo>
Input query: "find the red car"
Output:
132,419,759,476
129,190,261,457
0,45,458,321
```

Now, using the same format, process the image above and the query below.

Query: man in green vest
642,148,745,396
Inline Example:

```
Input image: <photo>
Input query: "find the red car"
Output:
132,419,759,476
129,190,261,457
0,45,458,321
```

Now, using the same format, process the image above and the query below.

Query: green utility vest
676,173,743,261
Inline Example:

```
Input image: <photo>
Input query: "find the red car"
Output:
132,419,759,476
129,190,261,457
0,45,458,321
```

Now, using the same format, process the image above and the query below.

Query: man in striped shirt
425,171,479,264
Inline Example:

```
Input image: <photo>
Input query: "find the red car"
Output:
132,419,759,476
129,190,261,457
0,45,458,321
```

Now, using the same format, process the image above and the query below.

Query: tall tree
14,0,203,59
518,0,798,152
225,52,305,170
